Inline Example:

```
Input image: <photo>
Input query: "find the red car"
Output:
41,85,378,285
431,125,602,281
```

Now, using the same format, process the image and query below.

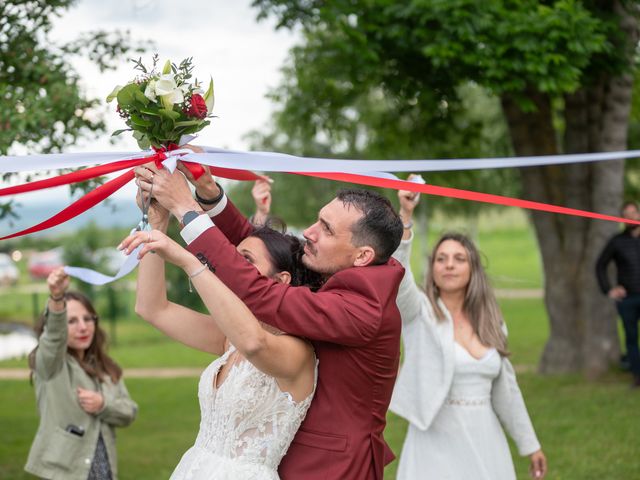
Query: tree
251,0,640,375
0,0,146,219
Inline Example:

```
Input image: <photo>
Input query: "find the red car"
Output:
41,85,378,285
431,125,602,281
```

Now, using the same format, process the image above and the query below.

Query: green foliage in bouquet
107,55,214,150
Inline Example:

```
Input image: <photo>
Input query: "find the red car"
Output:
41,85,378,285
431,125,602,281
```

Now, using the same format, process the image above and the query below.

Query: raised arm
185,222,401,345
34,268,71,380
249,177,272,226
393,177,427,325
124,230,314,394
136,160,401,345
128,183,226,355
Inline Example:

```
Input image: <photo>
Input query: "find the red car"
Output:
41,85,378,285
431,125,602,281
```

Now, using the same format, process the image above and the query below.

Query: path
0,363,537,379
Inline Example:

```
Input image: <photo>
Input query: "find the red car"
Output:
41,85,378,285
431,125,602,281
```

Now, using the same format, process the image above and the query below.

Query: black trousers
616,294,640,378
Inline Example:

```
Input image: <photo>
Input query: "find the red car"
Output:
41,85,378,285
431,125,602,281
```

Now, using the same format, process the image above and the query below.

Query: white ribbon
64,245,142,285
2,147,639,175
64,225,148,285
5,147,639,285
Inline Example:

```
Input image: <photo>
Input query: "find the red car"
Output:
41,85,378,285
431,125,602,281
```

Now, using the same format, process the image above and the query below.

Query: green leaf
129,113,153,127
116,83,140,108
140,108,161,116
110,128,131,136
158,108,181,121
174,120,202,127
133,88,150,107
136,135,151,150
106,85,123,103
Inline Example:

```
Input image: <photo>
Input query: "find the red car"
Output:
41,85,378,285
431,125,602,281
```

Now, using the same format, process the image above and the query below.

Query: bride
120,197,321,479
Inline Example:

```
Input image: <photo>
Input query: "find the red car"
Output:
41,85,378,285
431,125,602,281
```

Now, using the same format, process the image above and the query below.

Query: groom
137,161,404,480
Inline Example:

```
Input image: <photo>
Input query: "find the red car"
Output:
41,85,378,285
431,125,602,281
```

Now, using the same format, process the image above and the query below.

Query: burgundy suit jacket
186,200,404,480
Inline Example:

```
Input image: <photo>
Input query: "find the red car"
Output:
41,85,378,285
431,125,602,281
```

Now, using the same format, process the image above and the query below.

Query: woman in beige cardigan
390,182,547,480
25,268,137,480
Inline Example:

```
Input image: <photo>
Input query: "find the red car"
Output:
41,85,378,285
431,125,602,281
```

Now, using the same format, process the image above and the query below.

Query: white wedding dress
397,343,517,480
170,345,316,480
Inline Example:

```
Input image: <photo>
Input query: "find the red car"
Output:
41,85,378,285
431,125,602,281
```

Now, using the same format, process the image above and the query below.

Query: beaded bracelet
187,265,208,293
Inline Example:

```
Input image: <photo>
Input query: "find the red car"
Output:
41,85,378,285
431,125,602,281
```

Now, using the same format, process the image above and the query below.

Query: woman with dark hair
124,198,323,479
389,180,547,480
25,268,137,480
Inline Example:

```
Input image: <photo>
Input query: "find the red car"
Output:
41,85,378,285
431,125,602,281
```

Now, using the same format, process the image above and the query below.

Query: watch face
183,211,200,226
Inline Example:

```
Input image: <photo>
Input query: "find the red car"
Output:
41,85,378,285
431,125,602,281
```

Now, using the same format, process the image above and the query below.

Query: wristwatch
181,210,201,227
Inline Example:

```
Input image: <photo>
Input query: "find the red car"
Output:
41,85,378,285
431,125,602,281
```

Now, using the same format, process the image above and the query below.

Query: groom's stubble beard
302,240,339,278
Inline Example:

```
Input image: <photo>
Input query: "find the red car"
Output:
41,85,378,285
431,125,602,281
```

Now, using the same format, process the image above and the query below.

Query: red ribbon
298,172,640,225
0,155,165,198
3,158,639,240
0,170,134,240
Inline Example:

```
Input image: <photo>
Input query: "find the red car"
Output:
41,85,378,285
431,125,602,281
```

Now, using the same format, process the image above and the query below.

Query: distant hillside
1,198,142,238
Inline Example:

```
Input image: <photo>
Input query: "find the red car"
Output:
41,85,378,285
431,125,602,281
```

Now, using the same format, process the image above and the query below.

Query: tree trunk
499,2,637,376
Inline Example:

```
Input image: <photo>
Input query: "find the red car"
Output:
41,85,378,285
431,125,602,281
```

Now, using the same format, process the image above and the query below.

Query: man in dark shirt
596,201,640,388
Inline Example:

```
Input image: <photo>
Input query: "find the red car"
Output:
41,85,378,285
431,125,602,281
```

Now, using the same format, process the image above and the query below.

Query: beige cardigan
25,307,137,480
389,233,541,456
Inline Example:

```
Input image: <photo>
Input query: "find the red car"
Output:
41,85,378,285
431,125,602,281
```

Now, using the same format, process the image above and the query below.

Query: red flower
187,94,208,119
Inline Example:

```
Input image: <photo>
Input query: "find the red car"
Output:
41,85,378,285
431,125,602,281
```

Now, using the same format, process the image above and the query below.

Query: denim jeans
616,294,640,378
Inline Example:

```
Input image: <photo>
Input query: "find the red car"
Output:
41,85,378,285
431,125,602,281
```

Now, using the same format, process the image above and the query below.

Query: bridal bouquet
107,55,214,150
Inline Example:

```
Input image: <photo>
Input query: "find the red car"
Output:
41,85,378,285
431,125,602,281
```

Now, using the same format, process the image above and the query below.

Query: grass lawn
2,221,637,479
2,296,638,479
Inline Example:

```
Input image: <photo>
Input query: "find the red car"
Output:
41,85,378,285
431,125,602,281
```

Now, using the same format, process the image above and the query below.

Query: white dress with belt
390,233,540,480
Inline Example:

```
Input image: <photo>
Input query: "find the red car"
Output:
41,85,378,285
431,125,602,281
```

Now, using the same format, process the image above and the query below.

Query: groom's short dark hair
336,188,403,265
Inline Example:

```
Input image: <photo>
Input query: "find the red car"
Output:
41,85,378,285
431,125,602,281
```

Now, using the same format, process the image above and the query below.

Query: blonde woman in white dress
390,180,547,480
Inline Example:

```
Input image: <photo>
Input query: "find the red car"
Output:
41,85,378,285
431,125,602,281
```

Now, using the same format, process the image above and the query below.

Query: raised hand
77,387,104,414
175,145,221,203
134,162,200,221
398,173,421,218
47,267,69,299
119,229,198,272
134,174,170,230
251,177,272,225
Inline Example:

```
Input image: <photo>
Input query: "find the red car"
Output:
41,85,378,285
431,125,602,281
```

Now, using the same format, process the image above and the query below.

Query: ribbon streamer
0,170,134,240
3,147,640,285
2,146,639,174
301,172,638,225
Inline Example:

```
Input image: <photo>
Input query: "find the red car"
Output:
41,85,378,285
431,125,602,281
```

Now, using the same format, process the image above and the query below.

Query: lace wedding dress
170,345,316,480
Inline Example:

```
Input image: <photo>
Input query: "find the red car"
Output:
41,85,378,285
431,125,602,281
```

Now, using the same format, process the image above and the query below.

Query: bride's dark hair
249,219,324,291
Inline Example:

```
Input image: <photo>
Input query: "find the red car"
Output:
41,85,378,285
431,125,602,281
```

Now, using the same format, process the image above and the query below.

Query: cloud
48,0,298,152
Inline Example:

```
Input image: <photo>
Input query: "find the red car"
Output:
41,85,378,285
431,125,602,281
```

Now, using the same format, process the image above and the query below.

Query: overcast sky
52,0,298,152
6,0,298,210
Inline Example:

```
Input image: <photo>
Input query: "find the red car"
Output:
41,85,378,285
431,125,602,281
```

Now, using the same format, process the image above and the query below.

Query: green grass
0,378,201,480
2,222,635,479
383,370,640,480
2,297,638,479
